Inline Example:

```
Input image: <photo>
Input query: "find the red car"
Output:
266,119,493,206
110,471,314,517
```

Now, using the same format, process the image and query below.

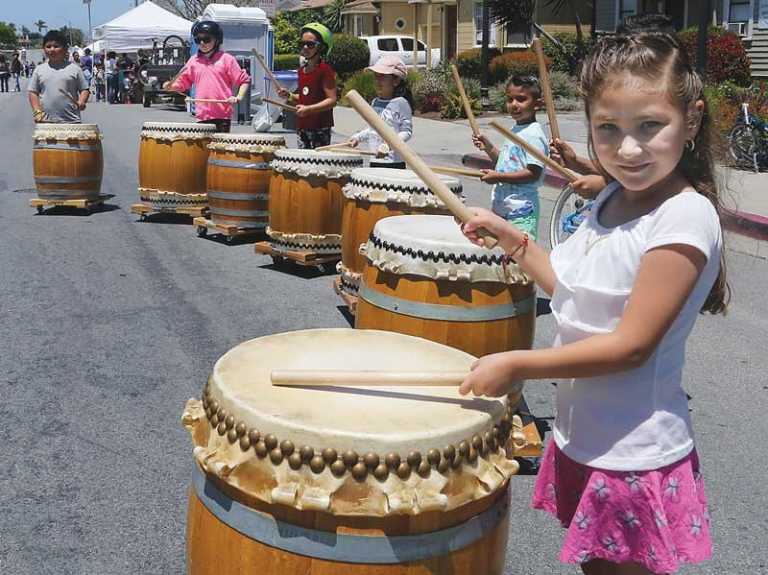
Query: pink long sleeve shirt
174,51,250,121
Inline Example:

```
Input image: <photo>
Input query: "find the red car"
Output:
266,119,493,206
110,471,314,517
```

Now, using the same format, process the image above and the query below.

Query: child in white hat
348,55,413,168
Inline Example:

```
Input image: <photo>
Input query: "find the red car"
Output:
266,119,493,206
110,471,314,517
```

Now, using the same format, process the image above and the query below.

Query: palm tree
542,0,586,45
34,20,47,34
323,0,348,33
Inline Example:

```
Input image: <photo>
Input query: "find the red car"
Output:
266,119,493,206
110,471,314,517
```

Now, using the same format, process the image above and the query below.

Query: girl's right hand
460,207,522,252
549,138,577,168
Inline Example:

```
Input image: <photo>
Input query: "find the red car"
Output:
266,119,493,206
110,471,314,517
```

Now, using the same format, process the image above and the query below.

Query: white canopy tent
93,1,193,53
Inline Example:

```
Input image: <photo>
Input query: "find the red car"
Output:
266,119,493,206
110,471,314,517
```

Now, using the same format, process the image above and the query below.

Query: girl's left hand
295,104,311,118
226,95,239,104
480,169,501,184
459,352,524,397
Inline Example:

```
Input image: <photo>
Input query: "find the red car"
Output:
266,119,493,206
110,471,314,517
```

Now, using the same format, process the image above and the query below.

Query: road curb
462,153,768,241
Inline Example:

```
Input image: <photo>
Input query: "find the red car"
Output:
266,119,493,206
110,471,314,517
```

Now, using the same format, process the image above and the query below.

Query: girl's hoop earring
685,139,696,152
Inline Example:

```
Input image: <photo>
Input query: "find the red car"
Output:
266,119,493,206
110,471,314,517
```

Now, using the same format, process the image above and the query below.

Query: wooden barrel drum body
182,329,521,574
33,124,103,200
138,122,215,209
267,149,364,254
339,168,463,296
356,215,536,357
206,134,286,229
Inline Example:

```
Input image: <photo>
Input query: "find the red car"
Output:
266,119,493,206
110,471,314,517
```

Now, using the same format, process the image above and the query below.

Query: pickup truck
362,35,441,68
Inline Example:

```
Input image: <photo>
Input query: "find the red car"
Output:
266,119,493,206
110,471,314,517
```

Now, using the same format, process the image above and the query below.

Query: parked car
362,35,440,68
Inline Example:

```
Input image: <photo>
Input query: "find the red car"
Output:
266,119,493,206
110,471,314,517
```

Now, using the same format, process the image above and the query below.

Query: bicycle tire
549,184,591,249
728,122,758,170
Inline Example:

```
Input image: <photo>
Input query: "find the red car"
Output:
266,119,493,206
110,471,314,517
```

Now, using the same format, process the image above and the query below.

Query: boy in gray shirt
28,30,90,124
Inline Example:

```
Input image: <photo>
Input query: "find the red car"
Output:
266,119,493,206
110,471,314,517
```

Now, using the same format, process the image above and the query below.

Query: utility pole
696,0,711,77
84,0,93,45
480,0,490,107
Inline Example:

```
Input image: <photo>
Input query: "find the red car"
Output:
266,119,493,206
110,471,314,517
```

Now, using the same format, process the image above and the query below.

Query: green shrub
678,26,751,86
488,51,544,85
410,66,450,112
273,13,299,54
541,32,594,75
548,70,579,100
554,97,582,111
340,70,377,104
455,47,502,80
273,54,300,71
327,34,370,80
489,83,508,113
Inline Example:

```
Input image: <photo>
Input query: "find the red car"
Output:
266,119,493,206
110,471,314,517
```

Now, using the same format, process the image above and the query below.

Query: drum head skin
343,168,462,207
182,329,521,515
363,215,529,284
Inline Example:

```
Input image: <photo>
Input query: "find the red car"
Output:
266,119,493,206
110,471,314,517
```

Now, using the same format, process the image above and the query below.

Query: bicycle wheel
728,122,759,171
549,184,592,249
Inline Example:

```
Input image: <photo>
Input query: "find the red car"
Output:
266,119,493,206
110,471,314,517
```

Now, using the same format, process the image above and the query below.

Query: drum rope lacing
368,233,507,266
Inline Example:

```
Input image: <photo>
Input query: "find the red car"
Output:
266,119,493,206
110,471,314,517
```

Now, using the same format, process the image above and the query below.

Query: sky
1,0,151,39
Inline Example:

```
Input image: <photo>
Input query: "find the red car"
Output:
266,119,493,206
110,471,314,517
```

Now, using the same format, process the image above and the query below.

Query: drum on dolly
32,124,104,211
197,133,287,240
255,149,363,267
356,215,536,358
182,328,522,575
134,122,216,218
337,168,463,307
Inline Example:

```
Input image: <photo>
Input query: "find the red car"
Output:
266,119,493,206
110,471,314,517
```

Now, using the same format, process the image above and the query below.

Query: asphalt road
0,88,766,575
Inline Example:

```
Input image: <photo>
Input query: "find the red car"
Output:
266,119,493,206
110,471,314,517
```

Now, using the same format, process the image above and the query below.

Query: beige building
341,0,593,62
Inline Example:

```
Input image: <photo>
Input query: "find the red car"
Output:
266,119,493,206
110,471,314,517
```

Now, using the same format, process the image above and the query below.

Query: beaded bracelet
503,233,529,265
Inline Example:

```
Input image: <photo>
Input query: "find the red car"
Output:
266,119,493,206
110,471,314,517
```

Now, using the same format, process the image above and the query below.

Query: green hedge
273,54,300,71
541,32,594,75
340,70,377,104
455,47,502,80
327,34,370,80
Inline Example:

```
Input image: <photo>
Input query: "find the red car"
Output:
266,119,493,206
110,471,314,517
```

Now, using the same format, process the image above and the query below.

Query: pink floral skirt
531,440,712,574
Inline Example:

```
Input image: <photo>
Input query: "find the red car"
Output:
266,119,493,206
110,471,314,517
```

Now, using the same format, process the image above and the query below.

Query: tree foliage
60,26,85,47
34,19,47,34
0,22,18,47
486,0,534,27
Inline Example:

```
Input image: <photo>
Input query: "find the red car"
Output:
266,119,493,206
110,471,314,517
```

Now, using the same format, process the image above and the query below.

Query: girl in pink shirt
165,21,250,133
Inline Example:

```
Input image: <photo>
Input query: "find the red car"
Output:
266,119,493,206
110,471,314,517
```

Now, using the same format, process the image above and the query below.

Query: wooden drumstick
347,90,498,248
489,120,578,183
252,49,286,94
428,165,484,178
532,38,560,142
186,97,231,104
271,370,468,387
450,64,480,137
316,141,356,151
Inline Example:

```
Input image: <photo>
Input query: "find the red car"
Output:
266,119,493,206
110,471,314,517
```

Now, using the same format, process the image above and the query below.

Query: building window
619,0,638,22
474,1,496,46
506,21,532,46
394,17,407,31
730,0,751,23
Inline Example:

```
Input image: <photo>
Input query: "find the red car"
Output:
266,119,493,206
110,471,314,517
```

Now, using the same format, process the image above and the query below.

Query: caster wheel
225,235,236,245
271,255,285,265
36,205,43,214
197,226,207,237
140,214,148,222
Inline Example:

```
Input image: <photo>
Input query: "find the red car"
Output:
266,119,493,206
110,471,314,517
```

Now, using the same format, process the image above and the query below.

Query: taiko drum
339,168,463,296
32,123,103,201
267,149,363,254
137,122,215,209
182,328,521,575
356,215,536,357
206,133,286,230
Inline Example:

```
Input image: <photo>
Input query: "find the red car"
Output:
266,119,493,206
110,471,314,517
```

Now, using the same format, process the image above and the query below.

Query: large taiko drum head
267,149,364,254
138,122,216,209
356,215,536,357
206,133,286,230
339,168,463,295
33,124,103,201
182,328,521,574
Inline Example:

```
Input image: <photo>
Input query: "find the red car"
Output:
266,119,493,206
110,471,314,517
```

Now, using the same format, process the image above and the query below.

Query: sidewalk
333,106,768,241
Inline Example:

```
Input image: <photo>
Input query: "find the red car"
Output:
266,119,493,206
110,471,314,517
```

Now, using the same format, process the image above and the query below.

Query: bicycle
728,102,768,172
549,184,593,249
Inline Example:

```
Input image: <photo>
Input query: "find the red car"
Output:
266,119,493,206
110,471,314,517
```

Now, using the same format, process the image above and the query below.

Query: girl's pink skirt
531,440,712,574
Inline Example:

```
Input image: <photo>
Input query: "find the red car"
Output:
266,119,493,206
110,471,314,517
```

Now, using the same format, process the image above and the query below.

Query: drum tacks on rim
182,328,524,574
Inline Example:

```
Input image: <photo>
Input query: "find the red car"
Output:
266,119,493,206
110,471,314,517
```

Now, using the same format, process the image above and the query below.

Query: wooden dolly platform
193,217,264,244
255,241,340,271
131,202,208,221
332,276,359,315
31,194,114,214
512,395,545,458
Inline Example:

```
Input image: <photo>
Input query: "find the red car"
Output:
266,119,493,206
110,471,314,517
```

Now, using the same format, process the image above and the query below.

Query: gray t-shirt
28,62,89,123
350,96,413,163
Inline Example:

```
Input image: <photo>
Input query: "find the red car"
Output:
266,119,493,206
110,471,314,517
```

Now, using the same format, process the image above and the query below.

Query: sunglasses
300,40,319,49
194,36,213,44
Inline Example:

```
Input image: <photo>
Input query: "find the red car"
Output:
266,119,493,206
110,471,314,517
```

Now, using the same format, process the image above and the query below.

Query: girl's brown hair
580,32,729,314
